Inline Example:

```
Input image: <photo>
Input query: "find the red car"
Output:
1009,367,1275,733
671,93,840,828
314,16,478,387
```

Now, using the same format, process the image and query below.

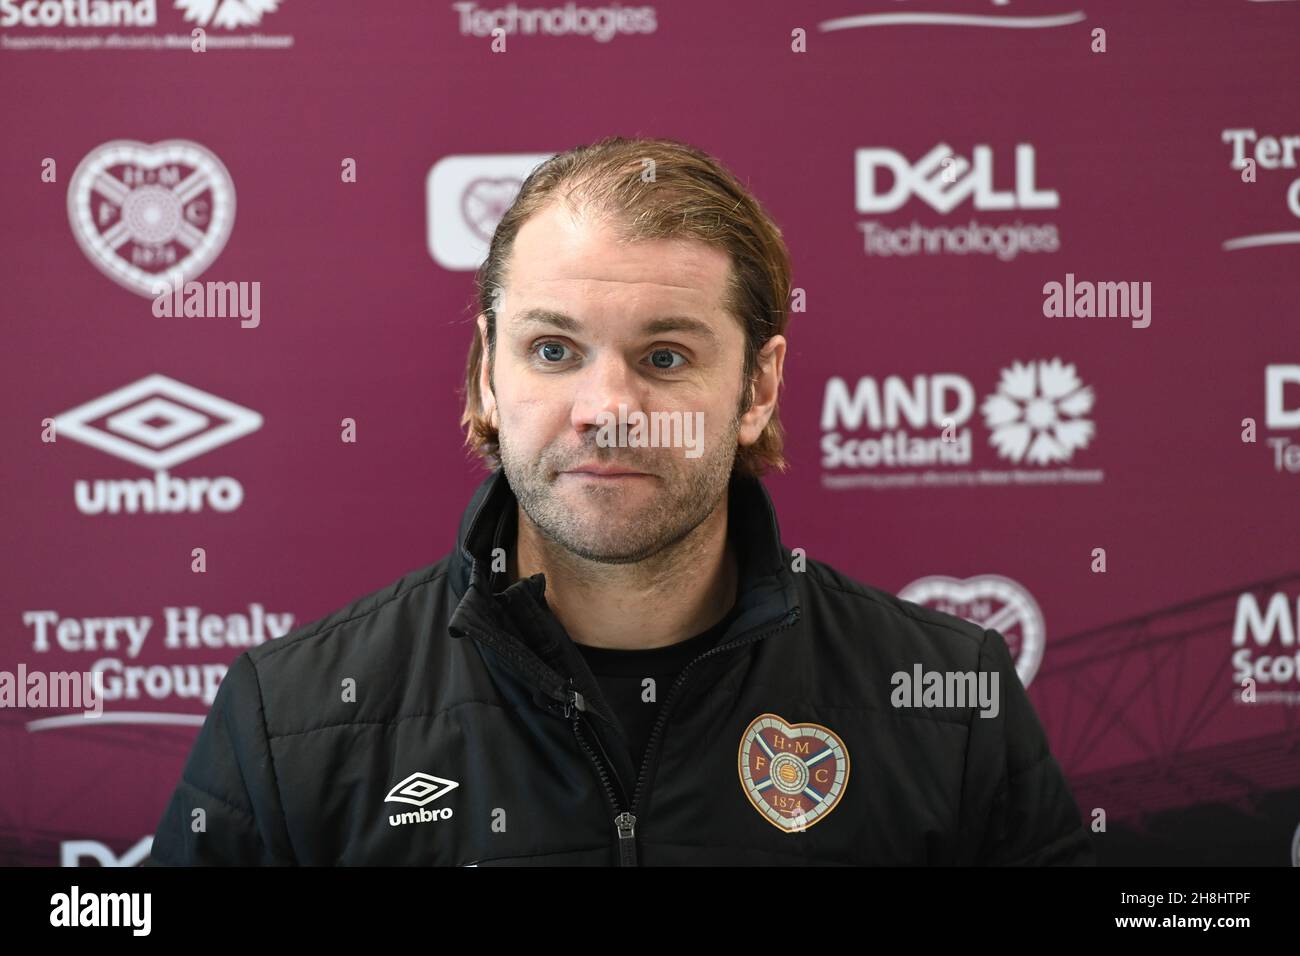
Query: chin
561,526,647,557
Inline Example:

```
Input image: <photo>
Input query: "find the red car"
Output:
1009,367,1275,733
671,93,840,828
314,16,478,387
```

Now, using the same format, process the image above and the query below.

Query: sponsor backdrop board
1,0,1298,866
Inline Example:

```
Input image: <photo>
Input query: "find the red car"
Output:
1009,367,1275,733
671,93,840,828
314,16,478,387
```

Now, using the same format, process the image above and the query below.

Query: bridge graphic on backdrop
1032,571,1300,825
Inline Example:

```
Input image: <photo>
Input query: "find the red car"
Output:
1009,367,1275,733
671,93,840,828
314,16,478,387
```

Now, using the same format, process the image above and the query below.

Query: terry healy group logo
21,602,294,729
1221,127,1300,251
67,140,235,296
738,714,849,833
819,1,1087,36
854,142,1060,261
48,374,262,514
426,152,553,270
897,574,1046,687
820,357,1102,490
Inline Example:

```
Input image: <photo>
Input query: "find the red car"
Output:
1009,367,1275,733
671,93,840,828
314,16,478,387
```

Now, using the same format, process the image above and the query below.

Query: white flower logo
981,358,1095,465
175,0,281,29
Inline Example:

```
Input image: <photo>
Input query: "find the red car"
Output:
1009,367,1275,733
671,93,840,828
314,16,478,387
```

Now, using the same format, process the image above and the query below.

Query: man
149,136,1095,866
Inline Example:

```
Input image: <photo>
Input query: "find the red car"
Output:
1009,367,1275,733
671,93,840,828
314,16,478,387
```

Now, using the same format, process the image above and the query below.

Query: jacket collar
447,466,799,670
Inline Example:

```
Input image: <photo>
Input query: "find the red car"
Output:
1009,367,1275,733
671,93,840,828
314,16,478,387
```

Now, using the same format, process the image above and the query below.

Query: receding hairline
489,198,745,351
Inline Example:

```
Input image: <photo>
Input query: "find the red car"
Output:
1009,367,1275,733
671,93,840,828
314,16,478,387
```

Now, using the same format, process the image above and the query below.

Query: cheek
501,392,561,441
498,363,556,414
703,397,738,432
508,393,550,415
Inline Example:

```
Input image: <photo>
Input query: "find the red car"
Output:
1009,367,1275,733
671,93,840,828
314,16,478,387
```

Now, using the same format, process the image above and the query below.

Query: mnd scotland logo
0,0,294,50
176,0,280,29
819,357,1102,490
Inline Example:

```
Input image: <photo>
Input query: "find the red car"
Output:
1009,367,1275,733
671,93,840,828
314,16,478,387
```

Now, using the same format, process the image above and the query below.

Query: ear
736,335,786,449
476,312,498,429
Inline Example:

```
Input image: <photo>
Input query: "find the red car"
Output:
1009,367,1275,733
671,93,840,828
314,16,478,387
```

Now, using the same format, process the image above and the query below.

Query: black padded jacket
149,466,1096,866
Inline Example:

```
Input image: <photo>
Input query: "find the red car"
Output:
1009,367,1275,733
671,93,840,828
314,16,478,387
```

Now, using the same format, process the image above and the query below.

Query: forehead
503,201,733,317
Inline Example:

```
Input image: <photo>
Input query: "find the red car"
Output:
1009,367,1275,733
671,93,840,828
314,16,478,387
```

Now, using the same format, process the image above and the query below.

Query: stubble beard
498,409,743,565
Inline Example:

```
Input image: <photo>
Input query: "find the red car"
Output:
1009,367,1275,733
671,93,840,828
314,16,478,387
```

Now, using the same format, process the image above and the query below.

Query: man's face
478,201,771,564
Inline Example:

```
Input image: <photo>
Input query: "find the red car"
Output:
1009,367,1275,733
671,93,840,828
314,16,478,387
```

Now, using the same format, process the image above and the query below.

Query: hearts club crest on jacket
738,713,849,832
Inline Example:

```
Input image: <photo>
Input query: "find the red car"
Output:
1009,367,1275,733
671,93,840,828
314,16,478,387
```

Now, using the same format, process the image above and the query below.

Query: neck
511,490,739,651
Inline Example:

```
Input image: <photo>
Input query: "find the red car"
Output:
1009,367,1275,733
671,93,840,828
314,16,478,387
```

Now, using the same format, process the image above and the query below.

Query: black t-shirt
575,603,741,773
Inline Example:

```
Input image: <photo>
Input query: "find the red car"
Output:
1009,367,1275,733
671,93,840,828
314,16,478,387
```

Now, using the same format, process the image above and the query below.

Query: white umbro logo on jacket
385,771,459,827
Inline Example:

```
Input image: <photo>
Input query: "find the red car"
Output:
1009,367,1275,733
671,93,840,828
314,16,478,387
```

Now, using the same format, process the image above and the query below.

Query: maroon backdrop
2,0,1298,866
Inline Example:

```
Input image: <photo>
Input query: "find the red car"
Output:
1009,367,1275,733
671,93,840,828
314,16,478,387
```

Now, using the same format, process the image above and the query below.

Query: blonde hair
460,135,792,478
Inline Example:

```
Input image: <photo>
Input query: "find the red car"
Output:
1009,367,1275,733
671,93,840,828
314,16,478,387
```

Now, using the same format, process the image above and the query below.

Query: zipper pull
615,812,638,866
563,686,586,719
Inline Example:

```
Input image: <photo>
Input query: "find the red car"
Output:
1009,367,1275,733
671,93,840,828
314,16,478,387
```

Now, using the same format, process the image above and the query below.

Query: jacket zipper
562,606,800,866
567,688,639,865
573,724,637,865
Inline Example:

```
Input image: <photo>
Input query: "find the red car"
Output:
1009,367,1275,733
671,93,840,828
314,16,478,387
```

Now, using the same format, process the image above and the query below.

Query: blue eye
536,342,569,363
529,341,687,371
649,349,685,370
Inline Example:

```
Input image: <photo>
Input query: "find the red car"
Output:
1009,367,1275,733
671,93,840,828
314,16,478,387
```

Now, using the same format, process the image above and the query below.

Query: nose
569,351,648,437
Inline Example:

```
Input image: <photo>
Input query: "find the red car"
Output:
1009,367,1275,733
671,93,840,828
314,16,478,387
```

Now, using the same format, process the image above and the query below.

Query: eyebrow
508,307,722,346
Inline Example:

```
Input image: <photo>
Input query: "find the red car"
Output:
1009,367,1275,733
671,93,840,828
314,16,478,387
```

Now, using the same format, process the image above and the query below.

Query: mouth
560,465,654,480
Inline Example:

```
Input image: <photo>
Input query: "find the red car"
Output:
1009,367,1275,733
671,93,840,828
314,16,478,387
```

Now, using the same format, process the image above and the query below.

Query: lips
561,465,652,478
